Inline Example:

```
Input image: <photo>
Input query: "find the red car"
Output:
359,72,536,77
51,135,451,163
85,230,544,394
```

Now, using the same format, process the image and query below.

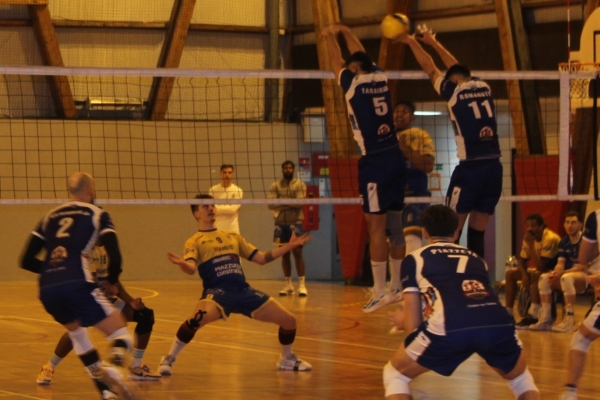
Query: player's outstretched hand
167,252,185,266
289,231,312,247
416,24,437,45
588,273,600,288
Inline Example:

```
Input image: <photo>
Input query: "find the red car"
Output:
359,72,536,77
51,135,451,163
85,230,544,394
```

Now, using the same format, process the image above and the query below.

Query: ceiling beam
147,0,196,121
27,4,76,118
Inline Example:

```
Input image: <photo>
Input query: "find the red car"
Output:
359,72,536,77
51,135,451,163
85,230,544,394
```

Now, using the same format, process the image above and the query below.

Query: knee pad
383,362,411,397
405,234,422,254
538,272,552,295
506,368,538,398
386,210,405,248
134,307,155,336
186,309,207,330
561,274,577,296
106,327,132,352
278,327,296,345
68,327,95,355
571,330,594,353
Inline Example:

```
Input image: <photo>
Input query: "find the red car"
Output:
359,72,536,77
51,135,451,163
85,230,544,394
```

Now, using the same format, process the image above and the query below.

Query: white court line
0,390,46,399
125,286,160,299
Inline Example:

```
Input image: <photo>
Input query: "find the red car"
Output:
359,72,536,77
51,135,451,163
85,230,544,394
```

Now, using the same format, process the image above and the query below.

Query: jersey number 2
468,100,493,119
373,97,388,116
448,255,469,273
56,217,74,238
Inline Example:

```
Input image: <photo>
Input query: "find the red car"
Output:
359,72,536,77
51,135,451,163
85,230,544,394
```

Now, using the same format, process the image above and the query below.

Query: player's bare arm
337,24,365,55
320,25,345,77
167,252,197,275
416,24,459,69
402,292,423,332
401,35,441,85
251,231,312,265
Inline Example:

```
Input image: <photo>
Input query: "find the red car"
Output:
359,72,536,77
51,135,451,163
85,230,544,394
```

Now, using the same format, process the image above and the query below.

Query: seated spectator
533,212,587,332
504,214,560,328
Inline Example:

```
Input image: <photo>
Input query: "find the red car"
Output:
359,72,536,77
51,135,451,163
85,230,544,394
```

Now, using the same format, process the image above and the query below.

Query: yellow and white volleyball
380,13,410,41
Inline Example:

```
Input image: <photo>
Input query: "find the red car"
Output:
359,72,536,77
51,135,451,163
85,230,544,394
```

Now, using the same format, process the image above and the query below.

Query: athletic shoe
36,365,54,385
515,315,538,330
388,288,403,304
298,285,308,297
102,390,119,400
108,346,126,366
528,320,553,331
560,388,578,400
279,284,294,296
158,355,174,376
389,326,403,335
95,366,134,400
129,365,161,381
552,317,575,333
362,292,391,313
277,353,312,371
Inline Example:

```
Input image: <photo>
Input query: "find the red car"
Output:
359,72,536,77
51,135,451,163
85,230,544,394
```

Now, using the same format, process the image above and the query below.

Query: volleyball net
0,66,596,205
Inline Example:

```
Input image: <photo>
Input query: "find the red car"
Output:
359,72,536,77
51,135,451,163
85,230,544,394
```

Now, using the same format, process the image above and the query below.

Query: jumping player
402,26,502,258
20,172,134,400
158,194,312,375
561,209,600,400
36,242,161,385
321,24,407,313
383,205,539,400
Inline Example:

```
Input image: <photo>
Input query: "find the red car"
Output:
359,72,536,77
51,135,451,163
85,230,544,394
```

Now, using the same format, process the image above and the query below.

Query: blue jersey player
402,26,502,259
383,205,540,400
322,24,408,313
20,172,134,400
158,194,312,375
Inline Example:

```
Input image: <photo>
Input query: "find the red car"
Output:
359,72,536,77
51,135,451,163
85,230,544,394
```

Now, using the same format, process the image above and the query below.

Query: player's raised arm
337,24,365,55
401,34,442,85
320,24,346,77
416,25,459,69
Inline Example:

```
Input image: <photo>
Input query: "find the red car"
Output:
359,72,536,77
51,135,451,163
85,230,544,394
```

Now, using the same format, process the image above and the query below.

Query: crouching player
383,205,540,400
37,243,161,385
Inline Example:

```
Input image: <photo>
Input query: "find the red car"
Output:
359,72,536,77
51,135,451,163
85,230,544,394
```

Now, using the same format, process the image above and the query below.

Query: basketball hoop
558,62,600,109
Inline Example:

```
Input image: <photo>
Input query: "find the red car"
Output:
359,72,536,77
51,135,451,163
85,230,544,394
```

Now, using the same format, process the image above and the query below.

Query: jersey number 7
448,255,469,273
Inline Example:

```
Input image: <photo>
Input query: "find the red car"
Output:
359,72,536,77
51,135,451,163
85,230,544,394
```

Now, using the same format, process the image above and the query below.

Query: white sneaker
279,284,294,296
36,365,54,385
277,353,312,371
129,364,161,381
95,366,134,400
560,388,578,400
108,346,126,366
102,390,119,400
158,355,175,376
362,292,391,313
529,320,553,331
388,288,403,304
298,285,308,297
552,317,575,333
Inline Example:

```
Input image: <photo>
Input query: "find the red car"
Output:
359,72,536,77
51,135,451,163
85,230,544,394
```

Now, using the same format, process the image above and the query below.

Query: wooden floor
1,280,599,400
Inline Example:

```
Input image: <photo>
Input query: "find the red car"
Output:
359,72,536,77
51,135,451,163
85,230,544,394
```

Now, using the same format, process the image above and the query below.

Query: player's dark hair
282,160,295,169
220,164,234,172
395,100,416,114
191,193,213,214
346,51,376,73
421,205,459,237
564,210,582,222
444,64,471,81
525,213,544,226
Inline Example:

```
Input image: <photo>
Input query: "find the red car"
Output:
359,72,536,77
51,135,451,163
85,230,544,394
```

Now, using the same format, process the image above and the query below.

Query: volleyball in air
380,13,410,41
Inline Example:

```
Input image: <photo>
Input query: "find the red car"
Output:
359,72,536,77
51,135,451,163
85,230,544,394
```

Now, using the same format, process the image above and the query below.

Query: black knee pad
186,309,207,330
133,307,155,336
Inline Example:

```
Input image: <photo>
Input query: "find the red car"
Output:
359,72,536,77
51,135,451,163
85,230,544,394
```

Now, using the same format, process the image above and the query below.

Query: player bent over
36,244,161,385
383,205,539,400
158,194,313,375
20,172,135,400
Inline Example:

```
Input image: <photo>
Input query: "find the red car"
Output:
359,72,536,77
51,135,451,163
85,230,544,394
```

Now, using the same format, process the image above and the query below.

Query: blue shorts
359,147,407,214
273,223,304,245
402,202,429,228
40,281,115,327
404,324,521,376
202,286,271,318
446,159,502,215
582,300,600,333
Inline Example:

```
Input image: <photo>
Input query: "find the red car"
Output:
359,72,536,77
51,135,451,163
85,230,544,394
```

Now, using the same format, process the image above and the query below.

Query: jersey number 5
56,217,74,238
448,255,469,273
468,100,493,119
373,97,388,116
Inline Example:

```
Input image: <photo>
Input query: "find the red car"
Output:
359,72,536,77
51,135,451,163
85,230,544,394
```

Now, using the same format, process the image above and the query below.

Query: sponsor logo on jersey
378,124,391,136
461,279,489,300
50,246,68,265
183,248,195,256
214,245,234,252
479,126,494,138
